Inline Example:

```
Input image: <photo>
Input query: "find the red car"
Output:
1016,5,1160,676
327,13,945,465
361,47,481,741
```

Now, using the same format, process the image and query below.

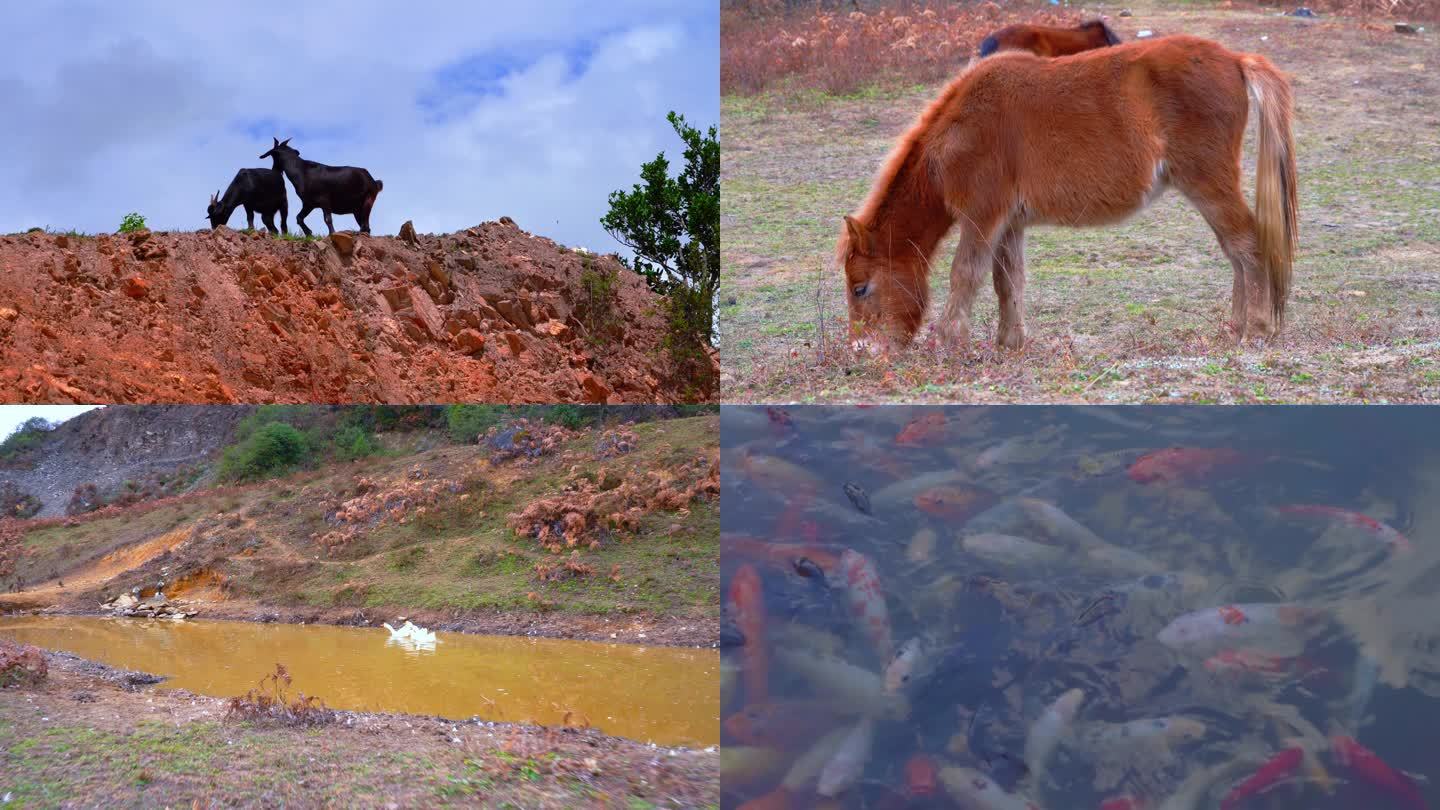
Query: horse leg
323,209,336,236
938,218,1004,350
245,206,255,231
296,204,314,237
260,212,278,234
992,225,1027,350
1184,184,1270,341
280,201,289,236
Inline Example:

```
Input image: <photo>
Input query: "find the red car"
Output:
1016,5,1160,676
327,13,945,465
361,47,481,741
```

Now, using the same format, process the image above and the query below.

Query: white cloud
0,1,718,256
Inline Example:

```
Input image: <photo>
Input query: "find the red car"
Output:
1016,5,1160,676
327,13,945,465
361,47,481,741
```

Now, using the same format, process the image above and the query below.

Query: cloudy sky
0,406,101,440
0,1,717,254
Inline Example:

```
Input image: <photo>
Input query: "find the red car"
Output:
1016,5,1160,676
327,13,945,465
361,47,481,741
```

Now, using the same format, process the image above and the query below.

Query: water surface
0,615,718,747
721,405,1440,808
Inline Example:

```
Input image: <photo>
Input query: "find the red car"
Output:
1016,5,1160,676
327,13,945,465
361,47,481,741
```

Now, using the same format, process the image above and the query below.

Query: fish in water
1076,716,1207,753
765,406,796,439
723,700,852,750
1272,504,1412,553
1126,447,1250,484
725,535,842,579
817,716,877,797
938,766,1043,810
1025,688,1085,790
896,411,947,446
1157,603,1319,657
730,564,770,703
884,637,926,694
962,533,1068,566
771,648,901,716
1219,747,1303,810
1329,735,1428,810
843,481,872,515
839,548,893,662
904,753,940,798
721,745,793,790
915,485,993,520
734,447,824,496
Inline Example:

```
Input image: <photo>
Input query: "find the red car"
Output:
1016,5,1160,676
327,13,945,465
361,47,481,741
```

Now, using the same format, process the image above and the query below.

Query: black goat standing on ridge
206,168,289,234
259,137,383,236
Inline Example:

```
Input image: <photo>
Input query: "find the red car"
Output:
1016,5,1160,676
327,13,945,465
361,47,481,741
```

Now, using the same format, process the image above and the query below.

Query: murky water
721,405,1440,809
0,616,718,747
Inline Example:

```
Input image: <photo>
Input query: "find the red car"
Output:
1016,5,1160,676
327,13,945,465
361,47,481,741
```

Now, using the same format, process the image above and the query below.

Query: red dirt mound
0,219,716,403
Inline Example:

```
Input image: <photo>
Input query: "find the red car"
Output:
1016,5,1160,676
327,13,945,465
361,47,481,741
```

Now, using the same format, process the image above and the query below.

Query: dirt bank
0,649,718,808
0,219,716,403
8,603,719,648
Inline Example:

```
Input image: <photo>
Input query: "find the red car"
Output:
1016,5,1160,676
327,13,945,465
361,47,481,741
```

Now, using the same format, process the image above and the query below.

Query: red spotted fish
1273,504,1412,553
1157,603,1319,657
840,548,893,662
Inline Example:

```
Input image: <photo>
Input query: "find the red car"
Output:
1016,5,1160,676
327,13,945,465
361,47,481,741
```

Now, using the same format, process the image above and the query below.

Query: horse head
838,215,928,353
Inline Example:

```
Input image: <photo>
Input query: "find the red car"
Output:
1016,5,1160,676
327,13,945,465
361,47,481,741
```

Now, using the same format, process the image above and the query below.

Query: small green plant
118,212,147,233
578,258,622,345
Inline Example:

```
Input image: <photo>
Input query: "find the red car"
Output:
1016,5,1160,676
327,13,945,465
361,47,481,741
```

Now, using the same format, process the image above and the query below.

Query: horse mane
851,67,982,228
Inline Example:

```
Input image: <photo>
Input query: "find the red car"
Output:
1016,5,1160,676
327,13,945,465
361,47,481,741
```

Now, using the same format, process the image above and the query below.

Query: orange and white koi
1329,734,1428,810
896,411,948,446
817,716,877,797
1127,447,1251,484
1202,648,1327,682
872,469,970,511
1025,688,1085,788
723,700,853,750
1273,504,1412,553
730,564,769,703
840,548,893,662
1157,603,1318,657
915,485,994,521
939,766,1043,810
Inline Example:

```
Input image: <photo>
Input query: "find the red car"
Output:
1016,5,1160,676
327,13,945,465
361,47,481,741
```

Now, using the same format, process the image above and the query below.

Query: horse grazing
978,19,1122,58
837,35,1296,352
206,168,289,234
257,137,383,236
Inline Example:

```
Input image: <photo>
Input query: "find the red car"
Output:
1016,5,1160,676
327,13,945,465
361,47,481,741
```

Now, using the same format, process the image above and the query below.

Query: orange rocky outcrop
0,219,715,403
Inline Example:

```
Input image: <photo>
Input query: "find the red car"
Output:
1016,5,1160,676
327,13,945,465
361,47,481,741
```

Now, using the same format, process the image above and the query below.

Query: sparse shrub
225,663,333,726
482,419,570,463
534,553,596,582
0,483,41,519
594,426,639,459
118,212,147,234
67,483,103,515
577,258,622,345
445,405,511,443
0,639,48,687
217,422,311,482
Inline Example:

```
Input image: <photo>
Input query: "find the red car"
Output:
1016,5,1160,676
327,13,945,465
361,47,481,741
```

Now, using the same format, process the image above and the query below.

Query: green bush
0,417,55,464
118,212,147,233
332,425,378,461
445,405,512,443
217,423,311,482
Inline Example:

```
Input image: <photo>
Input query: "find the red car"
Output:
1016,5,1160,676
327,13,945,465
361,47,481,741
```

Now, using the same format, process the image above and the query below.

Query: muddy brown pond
0,615,718,747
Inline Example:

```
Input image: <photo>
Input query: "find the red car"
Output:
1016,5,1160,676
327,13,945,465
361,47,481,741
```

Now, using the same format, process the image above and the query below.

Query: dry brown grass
722,0,1084,95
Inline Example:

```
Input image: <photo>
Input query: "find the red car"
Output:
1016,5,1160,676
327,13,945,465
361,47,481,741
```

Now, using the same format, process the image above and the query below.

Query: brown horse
837,35,1296,352
978,20,1122,58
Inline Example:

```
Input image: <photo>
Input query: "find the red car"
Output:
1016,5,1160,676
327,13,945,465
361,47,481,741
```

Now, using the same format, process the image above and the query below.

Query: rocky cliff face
0,406,248,518
0,219,715,404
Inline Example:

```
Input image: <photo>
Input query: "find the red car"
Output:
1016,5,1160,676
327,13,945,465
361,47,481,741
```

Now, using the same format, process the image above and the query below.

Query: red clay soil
0,219,717,404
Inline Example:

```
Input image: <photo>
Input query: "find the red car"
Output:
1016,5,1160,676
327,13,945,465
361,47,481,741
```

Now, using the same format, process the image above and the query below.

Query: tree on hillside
601,112,719,347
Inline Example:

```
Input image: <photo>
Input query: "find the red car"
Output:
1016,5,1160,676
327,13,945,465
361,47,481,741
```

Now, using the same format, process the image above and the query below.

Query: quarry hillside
0,219,718,404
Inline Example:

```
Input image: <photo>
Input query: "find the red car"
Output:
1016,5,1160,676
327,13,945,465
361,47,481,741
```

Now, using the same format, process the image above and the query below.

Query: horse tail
1242,55,1297,331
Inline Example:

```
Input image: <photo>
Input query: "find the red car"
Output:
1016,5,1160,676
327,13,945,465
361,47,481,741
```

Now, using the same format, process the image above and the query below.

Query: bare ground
719,4,1440,403
0,650,717,809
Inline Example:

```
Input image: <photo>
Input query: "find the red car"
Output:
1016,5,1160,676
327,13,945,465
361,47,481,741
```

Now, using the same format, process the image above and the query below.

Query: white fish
963,533,1068,565
1085,544,1164,575
939,766,1043,810
871,469,970,511
1157,603,1318,657
885,637,926,693
1025,688,1084,789
781,727,853,792
1076,716,1206,753
772,648,901,716
1016,498,1109,550
817,716,876,797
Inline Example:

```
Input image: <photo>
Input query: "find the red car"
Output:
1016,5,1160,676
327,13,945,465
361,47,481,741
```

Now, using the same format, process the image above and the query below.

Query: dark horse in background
979,20,1122,58
259,137,383,236
206,168,288,234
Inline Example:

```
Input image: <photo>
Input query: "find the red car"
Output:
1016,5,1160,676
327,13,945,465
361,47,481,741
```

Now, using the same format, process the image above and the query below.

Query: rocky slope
0,219,716,403
0,405,247,518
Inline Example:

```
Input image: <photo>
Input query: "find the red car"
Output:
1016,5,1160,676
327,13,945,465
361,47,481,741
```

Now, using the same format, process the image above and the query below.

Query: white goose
382,619,438,644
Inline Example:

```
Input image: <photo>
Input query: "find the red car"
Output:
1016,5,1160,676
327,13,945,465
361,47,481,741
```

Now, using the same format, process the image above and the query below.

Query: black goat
206,168,289,234
258,137,383,236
